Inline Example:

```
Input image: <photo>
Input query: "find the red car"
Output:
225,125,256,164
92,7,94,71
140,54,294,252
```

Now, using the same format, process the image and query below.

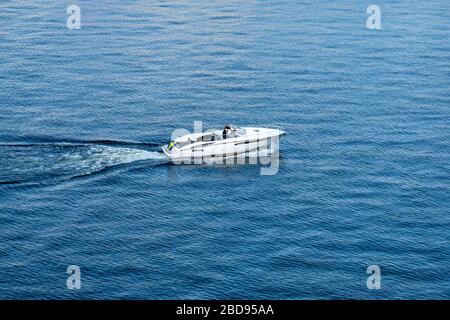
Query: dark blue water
1,1,449,299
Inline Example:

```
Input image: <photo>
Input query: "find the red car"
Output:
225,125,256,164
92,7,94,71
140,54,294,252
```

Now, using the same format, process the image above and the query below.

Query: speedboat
161,124,285,164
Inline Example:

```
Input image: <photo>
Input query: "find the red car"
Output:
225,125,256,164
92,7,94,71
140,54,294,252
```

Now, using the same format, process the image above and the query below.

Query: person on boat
223,124,232,139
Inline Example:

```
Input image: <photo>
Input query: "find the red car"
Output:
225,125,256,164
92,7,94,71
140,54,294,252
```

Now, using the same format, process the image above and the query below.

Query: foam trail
0,143,168,184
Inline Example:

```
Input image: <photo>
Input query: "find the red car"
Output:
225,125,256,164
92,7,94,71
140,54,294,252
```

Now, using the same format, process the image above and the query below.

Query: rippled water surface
0,1,449,299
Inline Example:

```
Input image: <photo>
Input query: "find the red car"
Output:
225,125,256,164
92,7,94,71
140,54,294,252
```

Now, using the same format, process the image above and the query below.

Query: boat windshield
229,125,246,136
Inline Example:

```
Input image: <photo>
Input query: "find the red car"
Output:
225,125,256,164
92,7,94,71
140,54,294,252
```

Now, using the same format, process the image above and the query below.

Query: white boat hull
162,126,285,165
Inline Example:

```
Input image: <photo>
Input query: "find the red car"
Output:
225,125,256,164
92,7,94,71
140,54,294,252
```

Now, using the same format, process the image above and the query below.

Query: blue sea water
0,0,449,299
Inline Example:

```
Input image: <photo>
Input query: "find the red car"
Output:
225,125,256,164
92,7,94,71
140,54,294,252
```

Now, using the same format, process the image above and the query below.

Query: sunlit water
0,1,449,299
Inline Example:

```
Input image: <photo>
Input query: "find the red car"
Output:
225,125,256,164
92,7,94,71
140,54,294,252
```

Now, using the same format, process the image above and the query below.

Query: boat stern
161,144,171,158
